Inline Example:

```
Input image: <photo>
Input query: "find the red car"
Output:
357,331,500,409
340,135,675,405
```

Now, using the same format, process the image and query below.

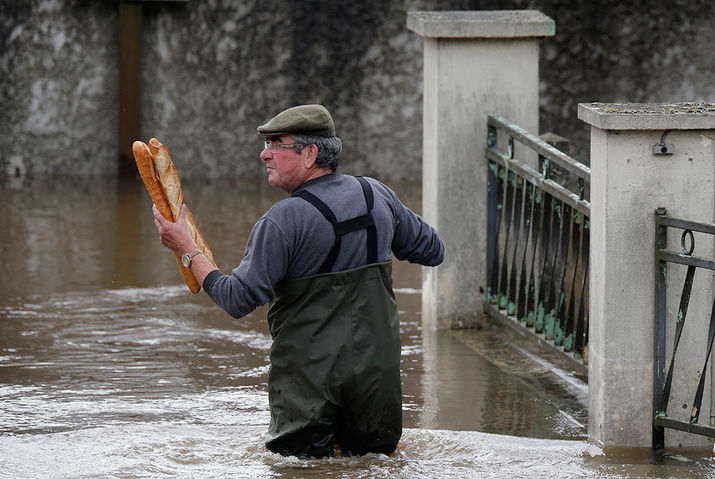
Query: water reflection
1,177,714,477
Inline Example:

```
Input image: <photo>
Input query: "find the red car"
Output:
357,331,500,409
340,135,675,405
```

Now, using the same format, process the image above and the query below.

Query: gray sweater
203,173,444,318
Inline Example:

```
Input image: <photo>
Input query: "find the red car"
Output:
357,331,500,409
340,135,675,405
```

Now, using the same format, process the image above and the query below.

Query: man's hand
152,203,196,254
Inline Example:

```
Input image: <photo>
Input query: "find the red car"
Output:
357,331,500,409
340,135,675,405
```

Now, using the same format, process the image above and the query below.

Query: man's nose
260,147,272,161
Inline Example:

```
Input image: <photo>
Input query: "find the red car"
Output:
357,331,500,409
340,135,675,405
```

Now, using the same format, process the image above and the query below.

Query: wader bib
265,177,402,458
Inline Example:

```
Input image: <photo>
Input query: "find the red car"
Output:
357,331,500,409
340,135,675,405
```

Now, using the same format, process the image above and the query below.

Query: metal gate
653,210,715,449
485,115,591,373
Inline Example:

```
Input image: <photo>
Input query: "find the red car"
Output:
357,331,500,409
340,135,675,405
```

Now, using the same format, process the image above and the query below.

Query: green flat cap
257,104,335,138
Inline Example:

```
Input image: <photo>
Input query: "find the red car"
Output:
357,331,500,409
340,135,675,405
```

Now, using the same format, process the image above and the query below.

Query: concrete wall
2,0,714,180
1,0,118,176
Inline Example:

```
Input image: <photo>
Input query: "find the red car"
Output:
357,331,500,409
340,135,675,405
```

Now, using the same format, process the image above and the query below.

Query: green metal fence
485,115,591,374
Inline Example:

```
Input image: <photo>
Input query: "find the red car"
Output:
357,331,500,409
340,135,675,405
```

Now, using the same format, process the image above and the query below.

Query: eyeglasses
264,140,307,152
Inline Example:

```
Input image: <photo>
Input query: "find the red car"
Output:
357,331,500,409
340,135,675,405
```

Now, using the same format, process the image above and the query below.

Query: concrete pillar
579,102,715,448
407,11,555,329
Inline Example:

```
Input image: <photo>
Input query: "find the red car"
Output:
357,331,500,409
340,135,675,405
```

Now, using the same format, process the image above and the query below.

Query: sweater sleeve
391,207,445,266
203,216,291,318
373,181,445,266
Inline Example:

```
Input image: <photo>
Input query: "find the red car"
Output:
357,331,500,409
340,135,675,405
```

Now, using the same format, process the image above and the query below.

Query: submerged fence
485,115,591,372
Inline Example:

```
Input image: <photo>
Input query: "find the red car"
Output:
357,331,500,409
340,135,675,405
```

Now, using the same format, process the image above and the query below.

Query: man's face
260,135,308,193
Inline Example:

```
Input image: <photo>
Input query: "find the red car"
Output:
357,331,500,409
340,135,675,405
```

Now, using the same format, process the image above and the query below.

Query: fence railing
485,115,591,373
653,211,715,449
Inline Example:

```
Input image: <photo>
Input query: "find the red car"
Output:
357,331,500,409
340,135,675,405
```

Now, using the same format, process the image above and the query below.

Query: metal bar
492,163,507,303
654,416,715,439
653,210,668,450
657,251,715,270
487,149,590,216
659,265,696,414
575,220,590,361
563,211,583,352
541,155,551,179
657,216,715,235
487,115,591,184
544,199,564,339
516,182,534,322
487,124,498,149
499,169,515,310
535,192,554,334
487,160,502,303
554,204,573,346
690,297,715,424
524,186,543,327
507,175,524,316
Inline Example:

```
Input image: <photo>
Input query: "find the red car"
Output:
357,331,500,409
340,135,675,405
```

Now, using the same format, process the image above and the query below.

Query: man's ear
304,144,319,168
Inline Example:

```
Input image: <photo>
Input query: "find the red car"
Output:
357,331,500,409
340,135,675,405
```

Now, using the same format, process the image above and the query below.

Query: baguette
132,139,215,293
147,138,216,267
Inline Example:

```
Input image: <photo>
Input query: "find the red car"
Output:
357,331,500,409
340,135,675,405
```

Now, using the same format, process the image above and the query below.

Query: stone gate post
579,102,715,448
407,10,555,329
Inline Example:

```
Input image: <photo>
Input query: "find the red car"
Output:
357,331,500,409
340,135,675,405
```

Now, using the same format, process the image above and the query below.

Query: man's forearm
177,243,218,289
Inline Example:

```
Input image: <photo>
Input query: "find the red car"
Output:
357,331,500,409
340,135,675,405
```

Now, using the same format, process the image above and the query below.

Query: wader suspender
292,176,378,274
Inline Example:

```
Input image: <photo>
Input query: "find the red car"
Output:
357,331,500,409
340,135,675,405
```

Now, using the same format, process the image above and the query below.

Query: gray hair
292,134,342,172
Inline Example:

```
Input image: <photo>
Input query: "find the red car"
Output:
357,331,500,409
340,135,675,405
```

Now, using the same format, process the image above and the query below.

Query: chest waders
265,177,402,458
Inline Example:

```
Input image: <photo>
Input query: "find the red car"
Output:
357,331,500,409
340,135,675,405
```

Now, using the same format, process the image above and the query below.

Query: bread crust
133,139,215,293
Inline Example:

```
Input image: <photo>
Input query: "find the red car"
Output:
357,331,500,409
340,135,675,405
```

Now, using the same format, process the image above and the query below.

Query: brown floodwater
1,175,714,478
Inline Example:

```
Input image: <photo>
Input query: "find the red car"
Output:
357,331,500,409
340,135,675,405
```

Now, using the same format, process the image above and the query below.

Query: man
153,104,444,458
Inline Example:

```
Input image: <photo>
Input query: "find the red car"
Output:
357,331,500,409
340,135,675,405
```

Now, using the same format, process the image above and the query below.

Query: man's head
257,105,342,193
